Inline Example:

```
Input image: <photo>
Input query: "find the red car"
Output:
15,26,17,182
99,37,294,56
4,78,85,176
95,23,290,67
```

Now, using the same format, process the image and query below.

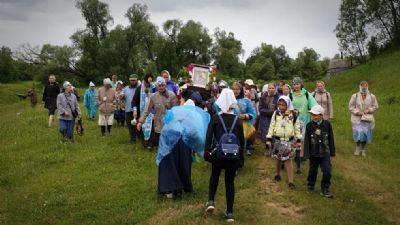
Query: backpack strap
229,115,239,134
217,113,228,133
217,113,238,134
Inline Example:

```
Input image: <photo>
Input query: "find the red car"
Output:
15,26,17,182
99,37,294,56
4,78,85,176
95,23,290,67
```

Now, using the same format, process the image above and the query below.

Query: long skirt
352,121,373,143
158,138,193,194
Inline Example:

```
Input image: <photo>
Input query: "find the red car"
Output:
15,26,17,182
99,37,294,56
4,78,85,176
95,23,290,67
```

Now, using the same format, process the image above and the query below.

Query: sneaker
361,150,366,157
307,185,315,192
354,146,360,156
274,175,281,182
321,189,333,198
264,150,270,156
224,211,235,222
165,193,174,199
296,170,302,175
246,149,252,156
205,201,215,214
288,182,296,189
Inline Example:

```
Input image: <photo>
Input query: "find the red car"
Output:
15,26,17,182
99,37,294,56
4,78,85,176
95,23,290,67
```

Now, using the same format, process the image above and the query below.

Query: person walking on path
266,96,301,189
290,77,318,174
114,80,125,127
137,76,179,147
304,105,336,198
95,78,116,136
311,81,333,121
123,74,139,143
204,88,245,222
42,74,60,127
348,81,378,157
83,81,97,120
57,81,81,142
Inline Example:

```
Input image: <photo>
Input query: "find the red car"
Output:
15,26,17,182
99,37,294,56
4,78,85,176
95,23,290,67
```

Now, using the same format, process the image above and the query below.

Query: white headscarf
184,99,195,106
278,95,294,111
261,84,268,94
215,88,237,114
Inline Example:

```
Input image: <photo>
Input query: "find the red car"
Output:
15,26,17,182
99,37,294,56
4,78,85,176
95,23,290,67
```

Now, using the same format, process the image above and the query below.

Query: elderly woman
57,81,81,142
83,81,97,120
258,83,280,143
137,76,179,147
311,81,333,121
204,88,245,222
348,81,378,157
43,74,60,127
95,78,116,136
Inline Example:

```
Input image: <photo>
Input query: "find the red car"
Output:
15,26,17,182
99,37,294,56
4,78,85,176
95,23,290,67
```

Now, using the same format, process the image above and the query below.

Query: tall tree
245,43,292,80
212,29,244,77
294,47,323,80
125,3,160,76
177,20,212,66
72,0,113,81
335,0,368,62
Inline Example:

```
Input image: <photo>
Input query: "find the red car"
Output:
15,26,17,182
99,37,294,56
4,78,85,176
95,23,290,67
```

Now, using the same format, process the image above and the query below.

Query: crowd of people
41,72,378,222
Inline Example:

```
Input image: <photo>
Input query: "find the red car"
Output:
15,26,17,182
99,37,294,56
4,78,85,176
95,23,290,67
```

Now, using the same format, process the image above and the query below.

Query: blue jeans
307,156,331,190
59,119,75,139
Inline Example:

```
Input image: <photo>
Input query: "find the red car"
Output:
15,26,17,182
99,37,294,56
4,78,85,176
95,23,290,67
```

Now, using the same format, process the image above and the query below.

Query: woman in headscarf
290,76,318,174
266,96,301,189
156,98,210,199
95,78,116,136
83,81,97,120
232,82,257,156
204,88,245,222
311,81,333,121
348,81,378,157
258,82,280,143
137,76,179,147
42,74,60,127
57,81,81,142
114,80,125,126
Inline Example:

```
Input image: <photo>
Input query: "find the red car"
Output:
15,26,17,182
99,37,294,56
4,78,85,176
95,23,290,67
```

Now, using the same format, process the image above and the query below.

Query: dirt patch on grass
266,202,303,219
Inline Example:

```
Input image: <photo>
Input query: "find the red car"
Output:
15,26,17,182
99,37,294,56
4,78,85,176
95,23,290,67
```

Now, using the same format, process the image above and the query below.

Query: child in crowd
266,96,301,189
304,105,335,198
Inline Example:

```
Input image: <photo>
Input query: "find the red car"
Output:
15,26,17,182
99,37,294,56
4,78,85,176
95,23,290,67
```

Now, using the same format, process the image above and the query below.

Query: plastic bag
243,121,256,140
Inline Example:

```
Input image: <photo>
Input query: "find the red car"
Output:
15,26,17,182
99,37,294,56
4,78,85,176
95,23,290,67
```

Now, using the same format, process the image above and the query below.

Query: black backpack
216,114,240,160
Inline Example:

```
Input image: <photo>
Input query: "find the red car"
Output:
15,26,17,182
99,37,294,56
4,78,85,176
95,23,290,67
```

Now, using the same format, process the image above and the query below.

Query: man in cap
123,74,139,143
95,78,116,136
304,105,335,198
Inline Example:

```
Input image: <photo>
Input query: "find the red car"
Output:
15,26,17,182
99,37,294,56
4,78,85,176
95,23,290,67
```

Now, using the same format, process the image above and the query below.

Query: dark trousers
307,156,332,190
125,112,136,141
208,164,236,213
59,119,75,139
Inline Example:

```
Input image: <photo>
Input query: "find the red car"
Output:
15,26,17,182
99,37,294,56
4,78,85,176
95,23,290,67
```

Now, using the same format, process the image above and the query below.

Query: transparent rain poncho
156,105,210,165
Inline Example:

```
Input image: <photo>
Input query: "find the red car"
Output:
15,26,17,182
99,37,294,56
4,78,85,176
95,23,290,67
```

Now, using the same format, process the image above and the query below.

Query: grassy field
0,50,399,225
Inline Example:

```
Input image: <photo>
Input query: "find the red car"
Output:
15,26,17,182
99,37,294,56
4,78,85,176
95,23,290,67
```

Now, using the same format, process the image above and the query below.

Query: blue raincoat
83,89,98,119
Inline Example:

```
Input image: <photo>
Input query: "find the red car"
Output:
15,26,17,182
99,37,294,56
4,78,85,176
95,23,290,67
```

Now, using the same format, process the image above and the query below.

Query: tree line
335,0,400,62
1,0,331,85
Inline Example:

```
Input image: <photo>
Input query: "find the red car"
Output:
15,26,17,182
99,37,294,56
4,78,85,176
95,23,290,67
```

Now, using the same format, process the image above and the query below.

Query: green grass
1,50,400,224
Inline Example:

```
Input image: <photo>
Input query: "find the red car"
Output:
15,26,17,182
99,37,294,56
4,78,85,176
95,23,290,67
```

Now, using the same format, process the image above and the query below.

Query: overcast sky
0,0,342,60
